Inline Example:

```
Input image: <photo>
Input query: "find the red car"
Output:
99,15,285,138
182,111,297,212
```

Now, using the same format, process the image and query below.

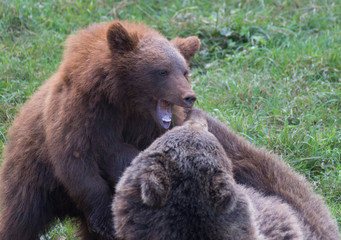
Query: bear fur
202,108,340,240
0,21,200,240
113,109,340,240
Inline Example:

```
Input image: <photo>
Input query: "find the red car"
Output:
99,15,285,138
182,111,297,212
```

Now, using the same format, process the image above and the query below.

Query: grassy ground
1,0,340,238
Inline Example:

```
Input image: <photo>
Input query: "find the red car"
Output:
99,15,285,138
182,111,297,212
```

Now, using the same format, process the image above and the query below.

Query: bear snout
183,94,196,107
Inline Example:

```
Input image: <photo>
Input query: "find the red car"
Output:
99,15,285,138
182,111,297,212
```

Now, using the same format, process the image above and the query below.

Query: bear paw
87,209,116,240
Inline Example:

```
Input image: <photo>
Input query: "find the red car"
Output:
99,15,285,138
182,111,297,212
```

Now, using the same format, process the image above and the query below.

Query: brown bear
0,21,200,240
113,113,305,240
113,109,340,240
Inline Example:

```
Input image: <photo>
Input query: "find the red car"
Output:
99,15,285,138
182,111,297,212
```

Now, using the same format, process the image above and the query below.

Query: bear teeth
162,117,171,122
157,99,172,129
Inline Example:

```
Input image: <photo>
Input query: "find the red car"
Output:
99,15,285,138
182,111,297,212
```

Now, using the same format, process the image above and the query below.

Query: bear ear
140,153,170,207
107,21,139,53
209,171,236,212
184,108,208,131
171,36,201,62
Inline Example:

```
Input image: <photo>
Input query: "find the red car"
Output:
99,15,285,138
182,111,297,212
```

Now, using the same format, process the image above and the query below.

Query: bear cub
113,111,305,240
0,21,200,240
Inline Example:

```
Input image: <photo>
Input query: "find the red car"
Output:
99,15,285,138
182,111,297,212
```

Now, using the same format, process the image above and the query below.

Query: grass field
1,0,340,238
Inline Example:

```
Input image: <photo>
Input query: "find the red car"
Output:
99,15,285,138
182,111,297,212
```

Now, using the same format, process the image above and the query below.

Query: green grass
1,0,340,238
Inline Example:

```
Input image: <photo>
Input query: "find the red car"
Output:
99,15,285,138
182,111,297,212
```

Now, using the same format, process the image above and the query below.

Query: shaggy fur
113,109,340,240
0,21,200,240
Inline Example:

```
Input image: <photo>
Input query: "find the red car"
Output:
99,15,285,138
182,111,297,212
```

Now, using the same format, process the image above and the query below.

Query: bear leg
0,186,56,240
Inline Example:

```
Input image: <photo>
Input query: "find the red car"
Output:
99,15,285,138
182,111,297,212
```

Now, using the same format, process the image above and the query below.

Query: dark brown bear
0,21,200,240
113,111,338,240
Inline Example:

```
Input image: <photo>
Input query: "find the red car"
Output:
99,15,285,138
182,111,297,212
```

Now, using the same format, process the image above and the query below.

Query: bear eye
159,70,168,76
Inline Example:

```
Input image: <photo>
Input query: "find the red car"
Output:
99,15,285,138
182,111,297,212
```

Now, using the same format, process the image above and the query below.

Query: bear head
62,21,200,130
107,22,200,129
113,112,256,240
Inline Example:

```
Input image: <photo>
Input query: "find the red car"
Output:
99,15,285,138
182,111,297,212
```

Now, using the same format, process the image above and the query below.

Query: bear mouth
157,99,172,129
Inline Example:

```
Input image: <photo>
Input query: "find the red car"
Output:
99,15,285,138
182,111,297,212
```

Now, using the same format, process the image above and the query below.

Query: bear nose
184,94,197,107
